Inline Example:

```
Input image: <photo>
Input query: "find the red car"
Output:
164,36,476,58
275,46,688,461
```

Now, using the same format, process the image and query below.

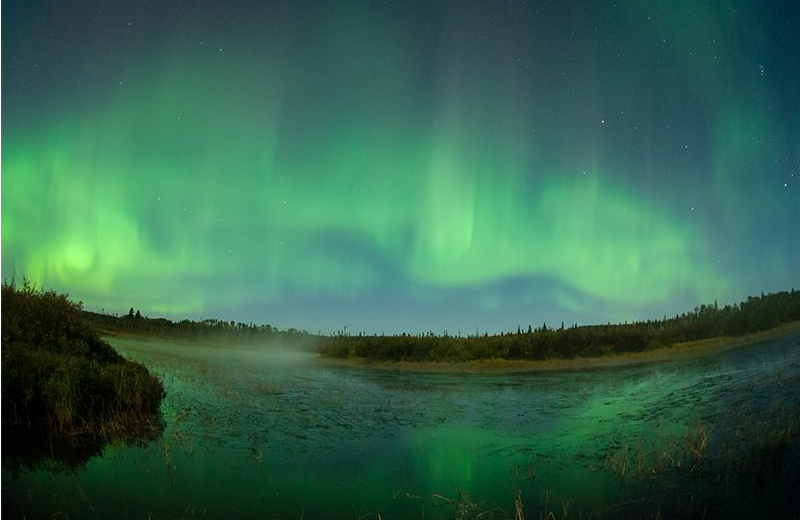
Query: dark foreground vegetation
320,290,800,362
1,282,165,472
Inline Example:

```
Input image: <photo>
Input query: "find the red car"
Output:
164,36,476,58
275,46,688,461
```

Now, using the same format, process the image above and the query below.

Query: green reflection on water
3,334,799,519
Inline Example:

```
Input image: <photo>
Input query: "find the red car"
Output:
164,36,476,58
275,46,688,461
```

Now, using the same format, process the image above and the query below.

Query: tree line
82,308,314,344
318,289,800,362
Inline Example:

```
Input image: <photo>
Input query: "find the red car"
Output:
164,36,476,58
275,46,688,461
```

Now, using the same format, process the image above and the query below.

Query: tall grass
1,281,165,471
601,410,800,517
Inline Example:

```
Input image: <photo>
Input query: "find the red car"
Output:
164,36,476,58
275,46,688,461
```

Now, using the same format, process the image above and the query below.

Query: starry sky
2,0,798,334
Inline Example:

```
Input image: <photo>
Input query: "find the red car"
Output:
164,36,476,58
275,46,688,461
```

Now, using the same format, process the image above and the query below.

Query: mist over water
3,333,799,519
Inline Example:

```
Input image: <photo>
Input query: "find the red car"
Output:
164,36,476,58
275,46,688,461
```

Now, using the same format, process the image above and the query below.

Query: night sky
2,0,798,334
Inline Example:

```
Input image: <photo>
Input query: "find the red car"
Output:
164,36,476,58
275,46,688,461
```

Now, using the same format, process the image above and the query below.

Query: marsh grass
538,491,571,520
683,414,710,473
605,416,714,485
599,409,800,518
1,281,165,472
430,490,514,520
431,491,489,519
718,411,800,495
606,440,674,484
514,490,524,520
423,489,574,520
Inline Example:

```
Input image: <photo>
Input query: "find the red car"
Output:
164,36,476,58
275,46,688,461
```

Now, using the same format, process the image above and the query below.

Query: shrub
1,281,165,471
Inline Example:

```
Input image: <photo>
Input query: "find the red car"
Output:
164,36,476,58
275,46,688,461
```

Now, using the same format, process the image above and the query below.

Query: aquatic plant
431,490,493,519
597,407,800,518
683,415,710,472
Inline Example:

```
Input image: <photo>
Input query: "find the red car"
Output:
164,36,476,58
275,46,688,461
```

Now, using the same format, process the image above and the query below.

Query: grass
683,415,710,472
599,408,800,517
430,489,526,520
605,416,711,484
1,281,166,471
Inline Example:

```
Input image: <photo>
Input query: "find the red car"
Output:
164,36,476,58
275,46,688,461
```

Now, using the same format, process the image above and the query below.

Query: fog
107,334,321,369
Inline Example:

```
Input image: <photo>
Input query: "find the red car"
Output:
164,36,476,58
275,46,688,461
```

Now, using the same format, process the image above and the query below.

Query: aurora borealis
2,0,798,334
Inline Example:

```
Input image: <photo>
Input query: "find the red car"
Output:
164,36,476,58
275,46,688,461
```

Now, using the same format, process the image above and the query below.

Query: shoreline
319,321,800,374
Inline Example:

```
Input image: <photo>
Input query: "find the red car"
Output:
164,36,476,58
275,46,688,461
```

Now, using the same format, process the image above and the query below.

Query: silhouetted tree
318,290,800,363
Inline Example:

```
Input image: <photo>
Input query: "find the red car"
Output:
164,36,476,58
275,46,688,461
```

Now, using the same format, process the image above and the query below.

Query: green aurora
2,0,798,333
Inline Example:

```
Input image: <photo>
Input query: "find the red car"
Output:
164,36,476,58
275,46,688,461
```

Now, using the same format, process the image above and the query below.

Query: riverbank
320,321,800,373
2,283,165,472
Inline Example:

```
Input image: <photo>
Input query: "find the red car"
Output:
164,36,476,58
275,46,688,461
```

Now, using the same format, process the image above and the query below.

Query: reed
515,490,524,520
430,489,513,519
683,415,710,472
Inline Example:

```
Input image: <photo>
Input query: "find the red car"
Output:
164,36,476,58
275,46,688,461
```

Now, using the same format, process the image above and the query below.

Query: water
4,333,799,519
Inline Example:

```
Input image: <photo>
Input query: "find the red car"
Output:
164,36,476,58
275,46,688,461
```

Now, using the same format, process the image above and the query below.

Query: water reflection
3,334,798,519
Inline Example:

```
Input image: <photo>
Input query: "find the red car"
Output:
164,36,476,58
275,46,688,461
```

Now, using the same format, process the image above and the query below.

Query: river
3,332,799,519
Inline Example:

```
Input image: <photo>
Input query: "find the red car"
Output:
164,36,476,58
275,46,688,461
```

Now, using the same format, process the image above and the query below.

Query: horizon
76,285,796,337
3,0,799,335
